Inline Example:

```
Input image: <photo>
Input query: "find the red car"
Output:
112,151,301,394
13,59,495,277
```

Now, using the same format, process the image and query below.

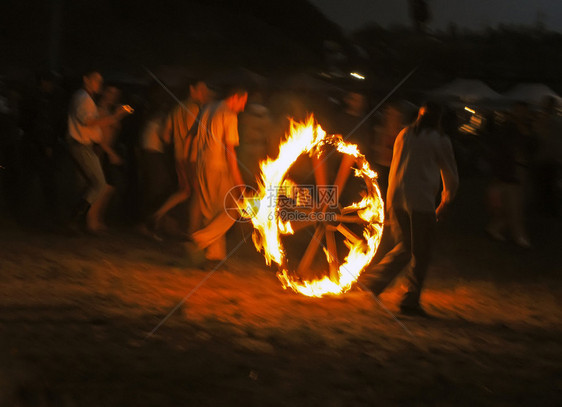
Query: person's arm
436,135,459,221
161,113,173,145
226,143,244,187
98,139,123,165
82,105,129,128
224,112,244,188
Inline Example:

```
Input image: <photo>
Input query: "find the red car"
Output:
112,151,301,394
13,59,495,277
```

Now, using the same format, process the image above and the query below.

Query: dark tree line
0,0,346,77
351,24,562,93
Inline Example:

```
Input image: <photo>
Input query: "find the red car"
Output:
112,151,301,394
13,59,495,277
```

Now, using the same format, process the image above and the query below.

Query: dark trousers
362,208,435,306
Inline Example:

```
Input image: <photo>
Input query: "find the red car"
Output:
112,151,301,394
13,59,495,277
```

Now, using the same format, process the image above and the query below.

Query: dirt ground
0,176,561,406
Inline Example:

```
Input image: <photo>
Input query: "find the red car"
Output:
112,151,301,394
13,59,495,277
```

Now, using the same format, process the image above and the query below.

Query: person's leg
486,181,507,240
506,181,530,246
67,142,106,226
87,184,114,231
153,160,190,224
540,161,558,215
204,227,228,261
400,211,435,308
69,142,107,206
82,151,108,232
141,151,170,218
187,183,202,235
372,220,395,263
191,167,240,261
153,190,189,222
191,201,236,260
361,208,412,295
89,154,126,231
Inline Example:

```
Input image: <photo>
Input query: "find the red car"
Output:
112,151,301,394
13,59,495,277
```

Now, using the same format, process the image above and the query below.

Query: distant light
350,72,365,80
464,106,476,114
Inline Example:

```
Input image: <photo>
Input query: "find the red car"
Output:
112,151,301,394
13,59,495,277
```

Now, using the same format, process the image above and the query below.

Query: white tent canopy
430,78,503,103
503,83,562,106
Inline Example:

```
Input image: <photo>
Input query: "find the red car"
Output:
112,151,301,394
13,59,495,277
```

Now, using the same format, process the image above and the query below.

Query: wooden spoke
332,154,356,196
296,225,324,275
335,215,384,225
336,224,361,244
312,154,329,187
325,228,339,280
334,214,367,224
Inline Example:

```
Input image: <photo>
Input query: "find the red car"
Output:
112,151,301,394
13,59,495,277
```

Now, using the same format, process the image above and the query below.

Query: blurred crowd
0,70,560,251
481,98,562,247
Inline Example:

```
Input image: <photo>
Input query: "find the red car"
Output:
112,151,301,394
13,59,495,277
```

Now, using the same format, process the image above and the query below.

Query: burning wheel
240,117,385,297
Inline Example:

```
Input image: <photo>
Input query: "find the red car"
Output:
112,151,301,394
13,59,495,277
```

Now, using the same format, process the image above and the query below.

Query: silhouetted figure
329,91,373,160
371,103,405,263
372,103,404,200
0,82,23,221
361,102,459,316
238,91,272,188
66,70,131,233
19,71,65,228
151,80,211,233
138,91,174,231
534,96,561,216
486,102,536,248
94,85,126,230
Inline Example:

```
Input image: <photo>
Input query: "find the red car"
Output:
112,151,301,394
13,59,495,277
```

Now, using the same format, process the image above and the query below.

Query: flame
240,116,384,297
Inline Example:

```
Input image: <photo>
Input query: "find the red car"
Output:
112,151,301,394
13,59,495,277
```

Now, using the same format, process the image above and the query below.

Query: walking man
188,87,248,267
361,102,459,316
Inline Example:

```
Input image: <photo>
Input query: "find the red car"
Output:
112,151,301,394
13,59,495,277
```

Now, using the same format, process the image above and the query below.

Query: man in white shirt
362,102,459,316
67,70,129,232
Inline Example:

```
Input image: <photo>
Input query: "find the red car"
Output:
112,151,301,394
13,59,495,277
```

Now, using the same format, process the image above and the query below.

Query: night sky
310,0,562,32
